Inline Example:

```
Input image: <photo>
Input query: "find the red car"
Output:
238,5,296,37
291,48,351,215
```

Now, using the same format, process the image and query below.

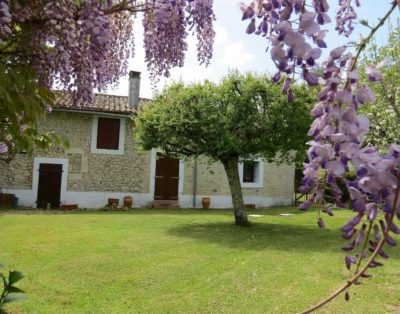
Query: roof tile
55,92,149,115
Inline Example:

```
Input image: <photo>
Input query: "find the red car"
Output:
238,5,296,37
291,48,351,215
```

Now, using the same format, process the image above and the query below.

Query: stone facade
0,111,295,209
180,157,295,208
0,111,152,207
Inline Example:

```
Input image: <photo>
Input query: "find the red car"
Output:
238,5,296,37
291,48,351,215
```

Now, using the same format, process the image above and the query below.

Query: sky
106,1,399,99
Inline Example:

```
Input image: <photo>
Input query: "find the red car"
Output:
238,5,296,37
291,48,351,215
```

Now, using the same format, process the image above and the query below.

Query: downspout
192,159,198,208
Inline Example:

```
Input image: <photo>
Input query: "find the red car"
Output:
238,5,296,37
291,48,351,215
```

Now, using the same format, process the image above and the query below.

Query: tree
0,64,69,161
0,0,215,159
359,19,400,148
135,71,313,226
240,0,400,311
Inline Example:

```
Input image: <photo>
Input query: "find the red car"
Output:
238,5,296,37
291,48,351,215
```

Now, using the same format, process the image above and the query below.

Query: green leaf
7,286,25,294
8,271,24,285
3,294,27,304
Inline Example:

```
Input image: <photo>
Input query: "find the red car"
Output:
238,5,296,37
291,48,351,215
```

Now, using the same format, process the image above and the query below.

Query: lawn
0,207,399,314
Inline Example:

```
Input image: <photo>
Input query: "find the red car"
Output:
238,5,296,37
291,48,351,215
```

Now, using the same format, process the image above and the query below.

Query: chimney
128,71,141,109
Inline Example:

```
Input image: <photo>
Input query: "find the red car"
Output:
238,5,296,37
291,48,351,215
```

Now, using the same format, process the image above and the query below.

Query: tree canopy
136,71,313,225
359,19,400,149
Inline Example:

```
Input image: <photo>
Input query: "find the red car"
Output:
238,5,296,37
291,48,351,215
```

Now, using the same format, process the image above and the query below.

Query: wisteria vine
241,0,400,311
0,0,214,159
0,0,215,104
143,0,215,80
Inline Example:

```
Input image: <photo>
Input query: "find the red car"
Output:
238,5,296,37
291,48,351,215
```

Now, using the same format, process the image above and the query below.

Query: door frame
149,149,184,197
32,157,69,205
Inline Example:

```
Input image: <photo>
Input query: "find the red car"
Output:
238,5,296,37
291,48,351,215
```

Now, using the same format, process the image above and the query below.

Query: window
243,161,256,182
91,116,125,155
97,117,120,150
239,158,264,188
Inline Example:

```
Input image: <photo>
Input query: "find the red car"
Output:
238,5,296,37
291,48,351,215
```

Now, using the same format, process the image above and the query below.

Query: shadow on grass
166,221,347,253
0,206,317,217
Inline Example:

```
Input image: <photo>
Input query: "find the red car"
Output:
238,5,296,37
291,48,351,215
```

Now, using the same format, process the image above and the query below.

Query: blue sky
108,1,399,99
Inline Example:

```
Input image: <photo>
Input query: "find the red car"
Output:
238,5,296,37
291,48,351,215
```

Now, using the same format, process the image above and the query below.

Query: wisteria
0,0,215,104
143,0,215,79
0,0,214,160
241,0,400,311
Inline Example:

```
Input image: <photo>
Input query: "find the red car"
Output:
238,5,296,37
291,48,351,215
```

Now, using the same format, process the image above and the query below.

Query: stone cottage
0,72,295,209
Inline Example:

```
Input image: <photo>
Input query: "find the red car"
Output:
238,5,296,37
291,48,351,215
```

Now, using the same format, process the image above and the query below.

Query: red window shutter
96,118,120,150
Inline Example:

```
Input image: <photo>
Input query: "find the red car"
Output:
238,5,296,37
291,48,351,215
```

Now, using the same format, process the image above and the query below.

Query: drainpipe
192,159,198,208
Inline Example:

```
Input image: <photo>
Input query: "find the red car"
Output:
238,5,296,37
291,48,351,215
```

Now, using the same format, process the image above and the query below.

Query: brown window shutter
96,117,120,150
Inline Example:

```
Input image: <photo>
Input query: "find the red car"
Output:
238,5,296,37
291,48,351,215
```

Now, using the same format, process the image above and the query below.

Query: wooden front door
154,155,180,200
37,163,63,208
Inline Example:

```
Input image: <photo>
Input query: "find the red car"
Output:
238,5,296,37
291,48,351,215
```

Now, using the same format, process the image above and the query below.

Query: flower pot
202,197,211,209
108,198,119,207
123,196,133,208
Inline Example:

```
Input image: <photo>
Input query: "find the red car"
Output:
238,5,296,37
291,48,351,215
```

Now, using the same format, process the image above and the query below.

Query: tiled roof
54,92,150,115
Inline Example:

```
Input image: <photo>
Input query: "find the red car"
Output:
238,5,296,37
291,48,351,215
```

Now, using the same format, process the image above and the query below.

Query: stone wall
182,156,295,200
0,154,33,191
0,112,151,194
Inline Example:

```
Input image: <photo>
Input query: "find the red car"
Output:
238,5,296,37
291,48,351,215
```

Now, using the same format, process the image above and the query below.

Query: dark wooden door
37,163,63,208
154,155,179,200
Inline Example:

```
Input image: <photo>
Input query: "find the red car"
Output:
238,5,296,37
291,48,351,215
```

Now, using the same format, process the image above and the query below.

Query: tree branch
104,0,147,15
345,1,398,88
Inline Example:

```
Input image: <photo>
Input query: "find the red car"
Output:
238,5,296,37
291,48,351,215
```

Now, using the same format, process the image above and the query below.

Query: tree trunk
222,156,250,226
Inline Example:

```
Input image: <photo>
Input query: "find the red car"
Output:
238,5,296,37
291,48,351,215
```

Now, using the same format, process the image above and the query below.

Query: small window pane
243,161,256,182
96,118,120,150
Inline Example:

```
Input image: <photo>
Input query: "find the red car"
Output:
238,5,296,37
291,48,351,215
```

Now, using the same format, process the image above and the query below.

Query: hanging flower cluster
143,0,215,79
241,0,400,304
1,0,215,104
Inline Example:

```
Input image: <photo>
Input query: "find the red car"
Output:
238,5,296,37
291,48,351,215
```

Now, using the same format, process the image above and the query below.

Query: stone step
151,200,180,209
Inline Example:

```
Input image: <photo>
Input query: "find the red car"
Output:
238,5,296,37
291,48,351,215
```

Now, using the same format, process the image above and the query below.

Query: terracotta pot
123,196,133,208
202,197,211,209
108,198,119,206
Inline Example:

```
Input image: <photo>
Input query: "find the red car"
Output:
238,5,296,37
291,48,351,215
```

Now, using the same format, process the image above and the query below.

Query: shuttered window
96,117,120,150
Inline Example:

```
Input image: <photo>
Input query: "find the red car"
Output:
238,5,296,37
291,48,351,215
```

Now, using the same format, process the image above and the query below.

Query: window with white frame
91,116,126,155
238,158,264,188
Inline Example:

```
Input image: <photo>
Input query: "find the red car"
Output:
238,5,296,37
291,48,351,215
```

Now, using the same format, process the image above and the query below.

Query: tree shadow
0,206,314,217
167,221,399,258
104,206,313,216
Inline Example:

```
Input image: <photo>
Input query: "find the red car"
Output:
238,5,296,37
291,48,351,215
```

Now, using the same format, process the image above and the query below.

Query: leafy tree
0,0,214,159
136,72,313,226
0,65,69,161
359,19,400,149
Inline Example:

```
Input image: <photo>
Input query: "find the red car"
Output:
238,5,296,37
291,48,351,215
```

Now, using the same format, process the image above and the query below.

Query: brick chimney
128,71,141,109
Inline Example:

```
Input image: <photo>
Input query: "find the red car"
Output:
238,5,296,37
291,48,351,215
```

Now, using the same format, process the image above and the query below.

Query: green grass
0,207,399,314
